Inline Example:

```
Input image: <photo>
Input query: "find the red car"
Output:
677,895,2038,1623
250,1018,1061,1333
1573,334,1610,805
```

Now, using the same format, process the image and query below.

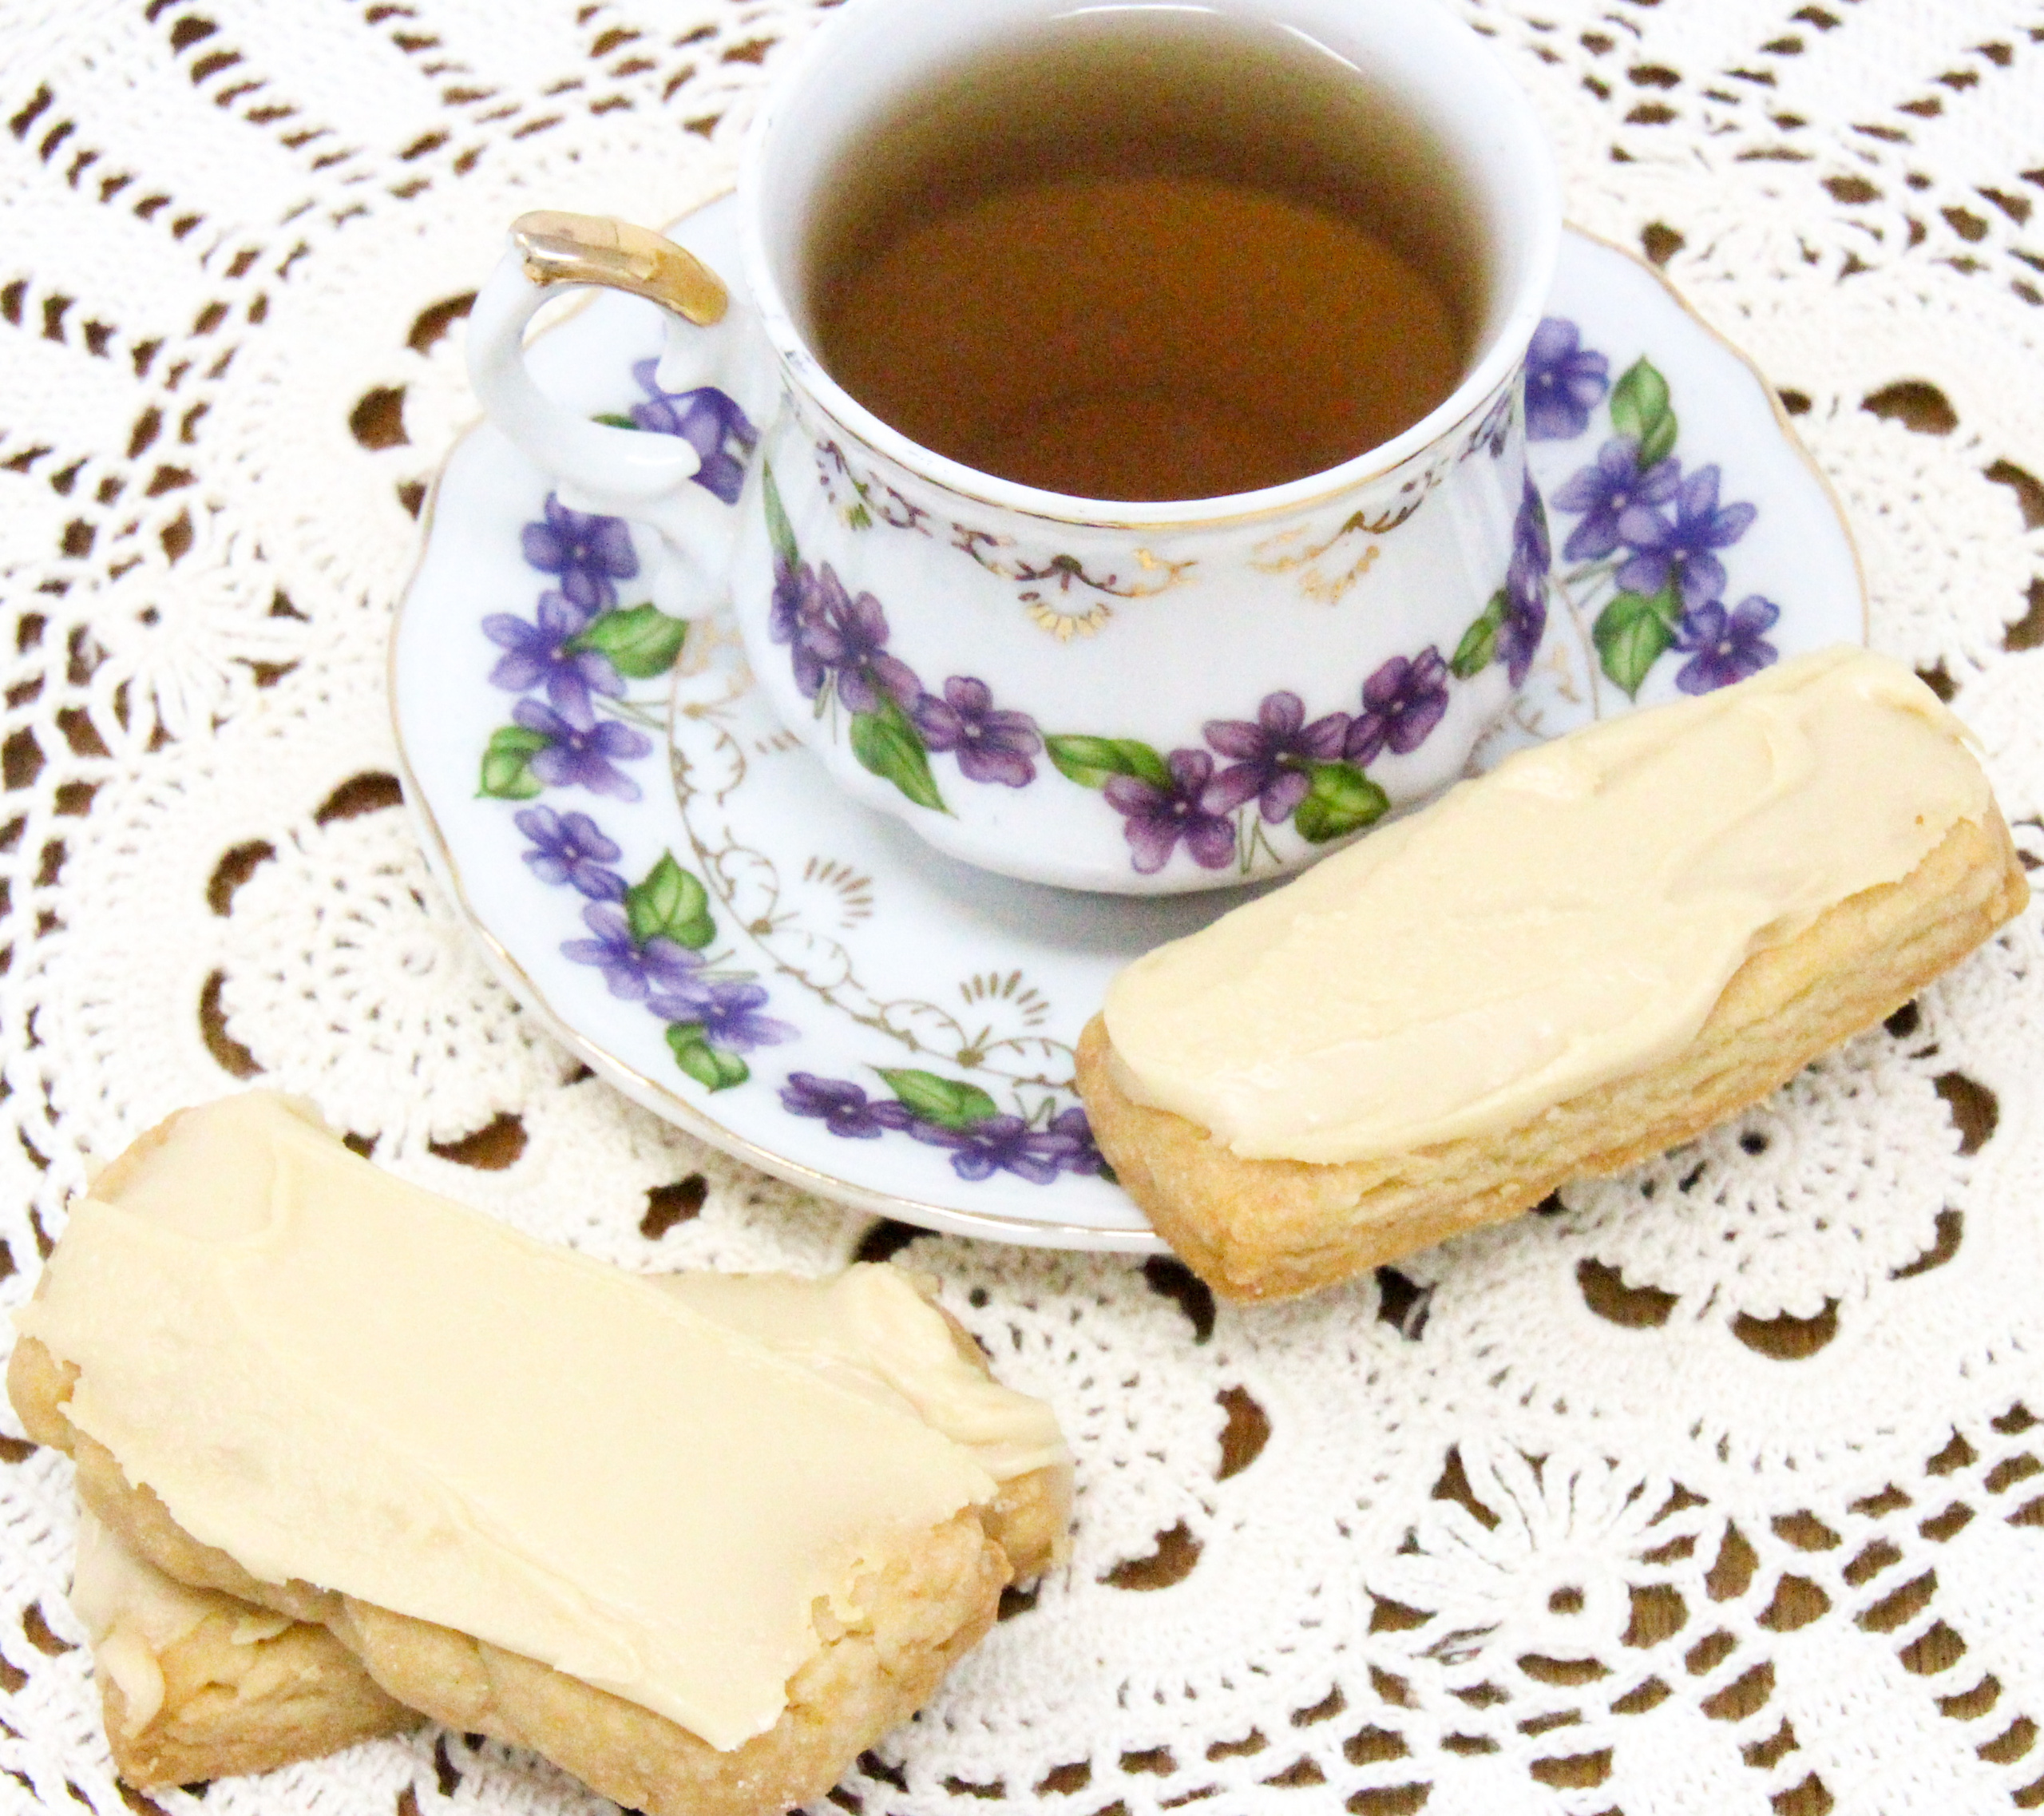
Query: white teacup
467,0,1560,894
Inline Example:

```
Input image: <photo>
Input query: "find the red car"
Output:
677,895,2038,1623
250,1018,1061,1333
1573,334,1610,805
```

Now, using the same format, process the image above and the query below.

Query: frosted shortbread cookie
9,1092,1071,1812
38,1268,1068,1793
1078,647,2028,1302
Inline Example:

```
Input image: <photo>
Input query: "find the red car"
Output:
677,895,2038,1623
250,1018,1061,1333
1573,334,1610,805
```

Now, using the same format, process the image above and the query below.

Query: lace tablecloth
4,2,2042,1812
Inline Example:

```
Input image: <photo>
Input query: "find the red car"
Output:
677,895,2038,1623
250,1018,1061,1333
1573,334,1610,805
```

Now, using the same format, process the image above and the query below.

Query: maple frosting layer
1103,647,1994,1163
17,1092,1017,1751
653,1267,1067,1485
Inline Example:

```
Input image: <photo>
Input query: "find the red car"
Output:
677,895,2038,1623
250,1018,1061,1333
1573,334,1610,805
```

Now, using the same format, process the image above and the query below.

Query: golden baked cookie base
96,1588,417,1788
10,1334,1066,1810
1078,814,2029,1303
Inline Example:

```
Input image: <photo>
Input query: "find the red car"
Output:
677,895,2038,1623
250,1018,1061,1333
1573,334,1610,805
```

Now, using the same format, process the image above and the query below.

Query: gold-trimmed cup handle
465,209,768,619
510,210,730,325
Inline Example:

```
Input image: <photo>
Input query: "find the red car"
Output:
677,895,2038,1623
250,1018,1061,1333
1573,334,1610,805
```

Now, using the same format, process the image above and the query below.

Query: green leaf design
1609,356,1678,467
1451,590,1511,680
1638,409,1678,469
1292,761,1391,844
571,602,687,680
478,724,549,800
667,1026,750,1092
878,1069,1000,1130
762,462,798,569
592,411,638,430
1044,734,1175,792
625,851,716,950
849,696,946,812
846,502,873,532
1592,583,1681,697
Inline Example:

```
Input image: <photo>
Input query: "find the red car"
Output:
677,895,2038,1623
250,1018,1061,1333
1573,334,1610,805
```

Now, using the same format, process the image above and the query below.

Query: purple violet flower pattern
479,480,1095,1160
1549,438,1683,564
1616,464,1759,614
561,904,705,1002
1524,318,1611,442
628,362,759,506
1672,595,1781,694
909,1113,1086,1186
913,677,1041,787
484,589,624,719
797,562,921,715
663,979,797,1053
769,555,830,701
1048,1105,1109,1177
1347,650,1451,767
1107,750,1238,874
1498,476,1553,689
776,1071,1111,1186
779,1074,916,1139
520,494,638,613
481,462,812,1104
1484,316,1773,701
778,1070,1105,1184
1202,692,1350,823
514,806,626,900
759,464,1445,878
513,697,652,802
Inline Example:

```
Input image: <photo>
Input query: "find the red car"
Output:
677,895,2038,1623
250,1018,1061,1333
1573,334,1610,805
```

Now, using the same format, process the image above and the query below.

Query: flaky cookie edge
98,1603,419,1790
1079,811,2028,1302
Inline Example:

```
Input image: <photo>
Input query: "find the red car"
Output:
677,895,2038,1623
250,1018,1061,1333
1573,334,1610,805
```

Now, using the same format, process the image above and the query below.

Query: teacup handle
466,210,770,619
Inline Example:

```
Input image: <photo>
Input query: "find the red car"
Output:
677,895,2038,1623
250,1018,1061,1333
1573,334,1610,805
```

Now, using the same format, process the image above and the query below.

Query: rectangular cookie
10,1093,1070,1811
1079,648,2029,1301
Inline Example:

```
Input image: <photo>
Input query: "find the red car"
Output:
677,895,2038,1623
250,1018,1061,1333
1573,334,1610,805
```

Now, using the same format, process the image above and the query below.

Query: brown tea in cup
801,7,1488,502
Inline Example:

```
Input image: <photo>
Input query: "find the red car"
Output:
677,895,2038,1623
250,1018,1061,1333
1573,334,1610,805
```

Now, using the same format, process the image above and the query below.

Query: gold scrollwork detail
795,414,1198,639
954,529,1196,638
1026,599,1113,640
669,676,1079,1089
814,438,932,534
1250,472,1441,604
949,527,1196,597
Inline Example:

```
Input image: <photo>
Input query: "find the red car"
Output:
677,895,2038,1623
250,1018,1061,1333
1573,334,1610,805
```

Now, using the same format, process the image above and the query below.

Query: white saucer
393,202,1864,1252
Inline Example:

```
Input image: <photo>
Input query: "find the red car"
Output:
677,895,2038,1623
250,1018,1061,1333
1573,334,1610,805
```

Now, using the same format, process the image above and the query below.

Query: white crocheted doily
3,3,2043,1813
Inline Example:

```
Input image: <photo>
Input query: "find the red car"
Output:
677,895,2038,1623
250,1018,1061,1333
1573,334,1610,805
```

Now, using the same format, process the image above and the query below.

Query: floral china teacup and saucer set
391,0,1864,1246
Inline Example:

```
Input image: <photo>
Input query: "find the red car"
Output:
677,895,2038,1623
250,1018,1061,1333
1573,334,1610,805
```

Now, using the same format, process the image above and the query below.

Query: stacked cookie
10,1092,1070,1814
